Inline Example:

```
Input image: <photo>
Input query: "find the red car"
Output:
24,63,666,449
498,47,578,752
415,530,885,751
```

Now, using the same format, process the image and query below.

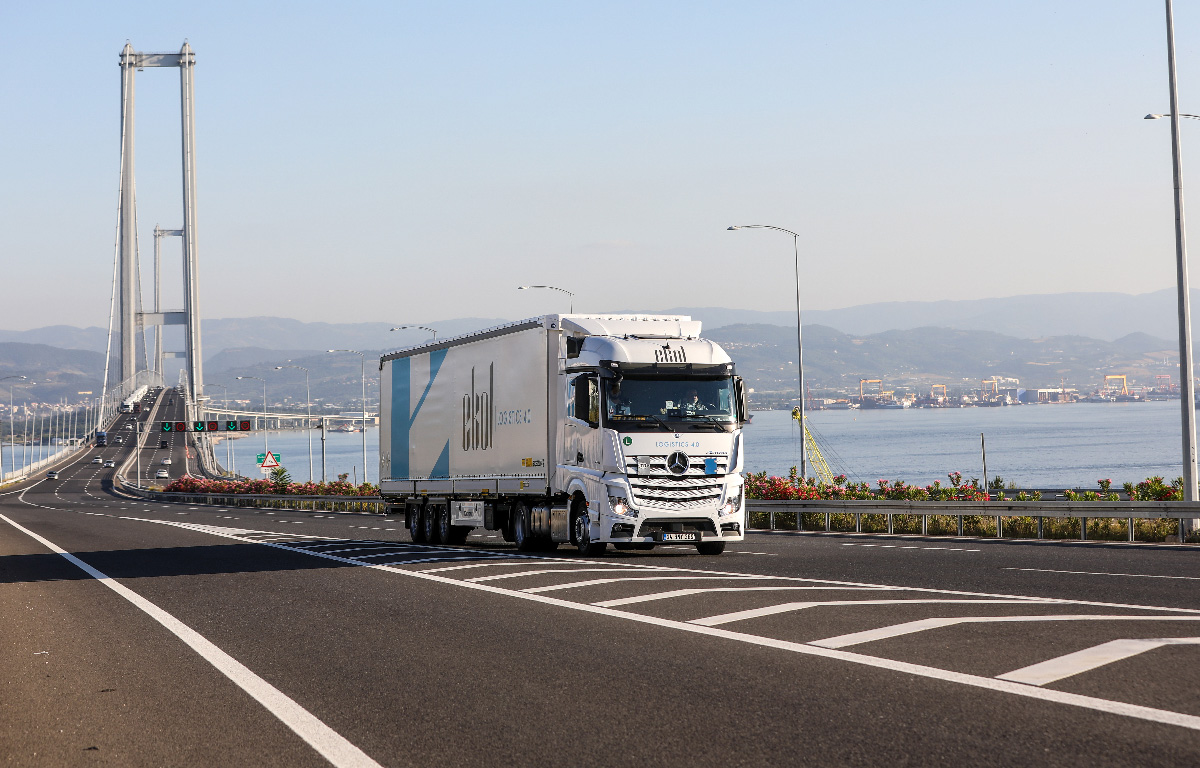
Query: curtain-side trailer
379,314,748,556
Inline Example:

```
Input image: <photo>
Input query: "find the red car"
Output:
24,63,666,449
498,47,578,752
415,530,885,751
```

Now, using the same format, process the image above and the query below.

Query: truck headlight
609,495,636,517
720,490,742,517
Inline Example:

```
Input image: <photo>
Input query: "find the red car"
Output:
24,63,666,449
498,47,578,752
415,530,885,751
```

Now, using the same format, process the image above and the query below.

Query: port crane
859,379,883,401
931,384,947,398
791,406,835,484
1156,374,1174,392
1103,375,1129,395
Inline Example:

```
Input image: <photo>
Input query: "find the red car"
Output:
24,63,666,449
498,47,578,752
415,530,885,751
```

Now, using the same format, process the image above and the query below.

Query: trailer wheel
513,502,537,551
409,507,427,543
696,541,726,555
437,505,453,544
423,505,440,544
573,512,606,557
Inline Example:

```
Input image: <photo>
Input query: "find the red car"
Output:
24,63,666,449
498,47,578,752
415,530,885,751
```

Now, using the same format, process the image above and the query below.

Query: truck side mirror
734,377,749,425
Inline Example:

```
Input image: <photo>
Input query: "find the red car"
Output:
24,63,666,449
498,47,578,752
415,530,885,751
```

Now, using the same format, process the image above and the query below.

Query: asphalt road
4,406,1200,766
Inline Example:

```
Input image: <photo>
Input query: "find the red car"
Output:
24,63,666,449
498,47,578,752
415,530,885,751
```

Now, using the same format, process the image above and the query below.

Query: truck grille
625,455,726,511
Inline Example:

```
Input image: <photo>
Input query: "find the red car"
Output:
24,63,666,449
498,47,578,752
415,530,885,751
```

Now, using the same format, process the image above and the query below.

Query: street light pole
728,225,806,484
329,350,368,485
207,383,233,475
1,376,26,482
237,376,268,458
275,365,313,482
518,285,575,313
1147,0,1200,521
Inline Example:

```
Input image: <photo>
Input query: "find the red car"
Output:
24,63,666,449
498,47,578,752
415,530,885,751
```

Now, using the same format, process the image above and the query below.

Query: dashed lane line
1003,567,1200,581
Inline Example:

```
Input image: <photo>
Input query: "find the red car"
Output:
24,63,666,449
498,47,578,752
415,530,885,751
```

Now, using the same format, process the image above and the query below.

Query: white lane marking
692,599,1055,627
420,559,548,573
594,586,897,608
467,567,670,583
525,576,771,593
0,513,382,768
812,615,1200,649
1003,568,1200,581
842,543,977,552
112,517,1200,734
998,638,1200,686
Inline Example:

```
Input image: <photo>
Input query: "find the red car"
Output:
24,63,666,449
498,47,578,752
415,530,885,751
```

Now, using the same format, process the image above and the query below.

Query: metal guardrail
117,482,388,515
747,499,1199,542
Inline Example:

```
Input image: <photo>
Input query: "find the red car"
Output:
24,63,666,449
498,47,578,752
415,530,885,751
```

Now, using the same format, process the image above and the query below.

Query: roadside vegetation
746,469,1193,542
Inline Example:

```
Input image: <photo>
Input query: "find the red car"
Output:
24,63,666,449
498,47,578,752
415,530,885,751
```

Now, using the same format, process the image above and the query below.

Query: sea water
750,400,1187,489
208,401,1188,491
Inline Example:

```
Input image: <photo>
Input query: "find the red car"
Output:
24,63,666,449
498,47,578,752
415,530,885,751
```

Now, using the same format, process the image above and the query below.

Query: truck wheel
423,505,440,544
437,505,453,544
409,508,427,543
573,512,606,557
513,502,537,551
696,541,726,555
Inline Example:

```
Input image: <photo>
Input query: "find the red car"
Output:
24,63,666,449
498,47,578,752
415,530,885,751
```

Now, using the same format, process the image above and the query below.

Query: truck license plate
660,532,699,542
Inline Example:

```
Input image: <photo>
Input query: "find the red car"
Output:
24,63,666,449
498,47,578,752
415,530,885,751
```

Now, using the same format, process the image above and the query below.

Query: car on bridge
159,440,168,448
161,458,172,465
104,460,115,468
45,471,58,480
155,469,169,479
91,456,103,464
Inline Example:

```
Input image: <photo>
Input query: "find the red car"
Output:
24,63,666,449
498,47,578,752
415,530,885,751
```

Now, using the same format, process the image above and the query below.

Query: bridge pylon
113,42,203,403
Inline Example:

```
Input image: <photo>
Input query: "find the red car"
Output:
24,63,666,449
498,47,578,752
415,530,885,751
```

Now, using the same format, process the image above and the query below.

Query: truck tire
423,505,441,544
409,508,427,543
437,505,453,544
513,502,537,551
696,541,726,555
573,512,606,557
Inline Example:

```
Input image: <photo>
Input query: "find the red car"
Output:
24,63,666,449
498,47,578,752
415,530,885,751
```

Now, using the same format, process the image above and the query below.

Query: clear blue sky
2,1,1198,330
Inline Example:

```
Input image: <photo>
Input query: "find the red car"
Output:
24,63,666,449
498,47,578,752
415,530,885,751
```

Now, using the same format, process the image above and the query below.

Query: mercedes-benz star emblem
666,451,690,475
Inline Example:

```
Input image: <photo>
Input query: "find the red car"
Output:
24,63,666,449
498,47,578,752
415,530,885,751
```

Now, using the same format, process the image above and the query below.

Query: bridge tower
115,42,203,401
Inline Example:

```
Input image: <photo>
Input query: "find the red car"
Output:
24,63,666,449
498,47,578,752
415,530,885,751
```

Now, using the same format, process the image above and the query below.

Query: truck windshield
604,377,736,424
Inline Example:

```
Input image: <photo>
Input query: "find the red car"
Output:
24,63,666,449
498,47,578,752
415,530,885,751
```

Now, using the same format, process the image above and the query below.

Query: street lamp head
1147,114,1165,120
727,226,741,230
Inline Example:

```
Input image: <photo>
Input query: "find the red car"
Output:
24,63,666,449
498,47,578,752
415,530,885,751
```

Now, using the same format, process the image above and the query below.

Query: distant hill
1,290,1194,361
635,288,1188,342
0,342,105,404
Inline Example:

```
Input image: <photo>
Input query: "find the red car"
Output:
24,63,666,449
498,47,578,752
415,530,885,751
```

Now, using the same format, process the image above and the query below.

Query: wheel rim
575,515,588,549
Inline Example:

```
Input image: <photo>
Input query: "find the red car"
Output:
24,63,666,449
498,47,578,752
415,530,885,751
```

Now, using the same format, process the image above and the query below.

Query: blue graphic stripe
389,349,450,480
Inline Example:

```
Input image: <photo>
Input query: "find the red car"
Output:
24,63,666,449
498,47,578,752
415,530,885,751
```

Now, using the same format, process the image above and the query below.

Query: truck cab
555,316,746,555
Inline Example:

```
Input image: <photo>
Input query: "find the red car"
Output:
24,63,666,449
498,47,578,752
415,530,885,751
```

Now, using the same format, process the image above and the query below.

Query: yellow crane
931,384,947,398
859,379,883,401
1103,374,1129,395
791,407,835,485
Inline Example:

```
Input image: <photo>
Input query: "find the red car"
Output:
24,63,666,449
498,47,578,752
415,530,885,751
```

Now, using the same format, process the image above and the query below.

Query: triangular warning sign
260,451,280,469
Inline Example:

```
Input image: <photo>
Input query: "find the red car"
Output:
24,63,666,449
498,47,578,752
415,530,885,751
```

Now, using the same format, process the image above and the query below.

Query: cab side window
572,374,599,428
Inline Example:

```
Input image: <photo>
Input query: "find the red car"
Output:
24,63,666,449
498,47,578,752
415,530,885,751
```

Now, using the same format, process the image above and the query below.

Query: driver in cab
681,388,708,415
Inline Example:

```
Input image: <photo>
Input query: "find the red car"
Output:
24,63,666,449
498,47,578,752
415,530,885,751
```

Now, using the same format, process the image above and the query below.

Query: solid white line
692,599,1051,627
997,637,1200,686
123,517,1200,733
0,513,382,768
813,615,1200,649
593,586,897,608
525,576,783,593
1003,567,1200,581
467,567,670,583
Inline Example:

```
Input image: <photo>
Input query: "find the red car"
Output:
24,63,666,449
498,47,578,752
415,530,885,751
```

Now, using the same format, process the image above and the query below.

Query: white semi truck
378,314,748,556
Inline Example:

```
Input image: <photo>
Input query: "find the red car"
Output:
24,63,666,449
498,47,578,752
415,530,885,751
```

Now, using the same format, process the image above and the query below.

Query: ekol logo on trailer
462,363,494,451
